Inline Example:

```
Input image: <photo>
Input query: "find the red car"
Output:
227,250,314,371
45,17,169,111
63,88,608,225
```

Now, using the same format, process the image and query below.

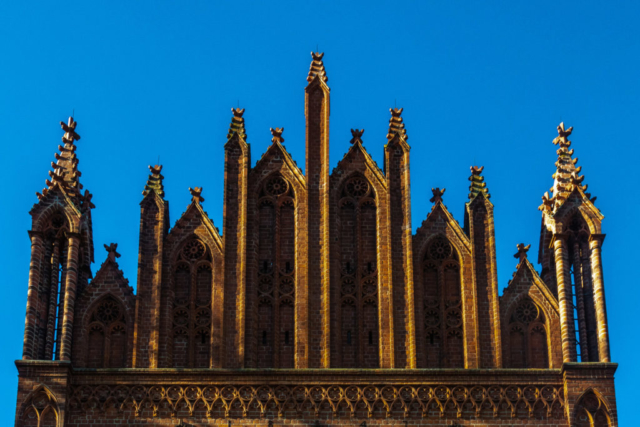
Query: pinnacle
514,243,531,264
227,108,247,141
539,123,593,213
142,164,165,198
468,166,491,200
36,116,92,210
387,108,408,141
307,52,328,84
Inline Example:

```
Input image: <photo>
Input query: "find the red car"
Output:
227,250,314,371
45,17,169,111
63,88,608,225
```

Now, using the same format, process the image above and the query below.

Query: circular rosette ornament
266,176,288,196
345,177,369,198
183,240,205,261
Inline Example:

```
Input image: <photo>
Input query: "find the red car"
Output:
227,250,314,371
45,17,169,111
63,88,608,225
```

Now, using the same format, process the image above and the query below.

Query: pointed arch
18,385,60,427
574,388,612,427
81,294,129,368
503,295,550,369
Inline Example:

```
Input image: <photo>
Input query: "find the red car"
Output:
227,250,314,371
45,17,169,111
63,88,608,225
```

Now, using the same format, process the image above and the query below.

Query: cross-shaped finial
60,117,81,144
270,127,284,144
189,186,205,203
350,128,364,144
104,243,121,262
514,243,531,264
553,122,573,145
430,187,446,204
149,164,163,175
470,165,484,176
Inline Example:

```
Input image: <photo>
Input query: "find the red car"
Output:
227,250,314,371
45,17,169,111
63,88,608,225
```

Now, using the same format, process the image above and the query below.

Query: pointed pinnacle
227,108,247,141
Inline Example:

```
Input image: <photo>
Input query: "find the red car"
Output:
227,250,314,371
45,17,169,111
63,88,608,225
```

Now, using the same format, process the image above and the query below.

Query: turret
222,108,250,368
384,108,415,368
133,164,169,368
464,166,502,368
305,52,330,368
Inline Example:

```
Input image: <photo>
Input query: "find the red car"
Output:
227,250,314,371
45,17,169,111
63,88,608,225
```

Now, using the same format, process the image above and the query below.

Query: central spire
227,108,247,141
387,108,408,141
142,165,165,198
36,117,90,209
539,122,593,213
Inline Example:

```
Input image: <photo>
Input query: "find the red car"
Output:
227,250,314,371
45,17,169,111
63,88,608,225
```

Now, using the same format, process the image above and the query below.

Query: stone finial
307,52,328,83
430,187,446,204
104,243,121,263
270,127,284,144
189,186,205,203
552,122,573,146
538,192,554,212
227,108,247,141
143,165,165,198
350,129,364,145
60,116,81,144
387,108,408,141
81,189,95,210
514,243,531,264
468,166,490,200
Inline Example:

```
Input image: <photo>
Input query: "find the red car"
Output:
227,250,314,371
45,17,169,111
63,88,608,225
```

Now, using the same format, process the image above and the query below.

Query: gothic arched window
85,296,127,368
255,174,296,368
170,238,213,368
337,175,379,368
506,297,549,369
422,236,463,368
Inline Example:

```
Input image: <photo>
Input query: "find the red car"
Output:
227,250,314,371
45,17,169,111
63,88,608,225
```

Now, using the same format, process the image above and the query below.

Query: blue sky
1,0,638,424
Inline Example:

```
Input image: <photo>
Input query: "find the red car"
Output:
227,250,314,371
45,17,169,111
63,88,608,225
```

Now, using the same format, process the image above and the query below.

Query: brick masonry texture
15,55,618,426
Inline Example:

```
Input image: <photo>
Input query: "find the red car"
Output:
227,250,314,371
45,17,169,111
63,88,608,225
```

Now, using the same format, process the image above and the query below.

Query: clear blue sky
1,1,638,424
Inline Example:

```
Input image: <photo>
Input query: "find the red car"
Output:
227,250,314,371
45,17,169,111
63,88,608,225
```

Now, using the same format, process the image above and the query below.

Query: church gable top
167,190,223,254
87,243,134,297
552,186,603,230
414,194,471,254
332,131,386,189
502,248,559,314
252,128,306,188
30,185,83,231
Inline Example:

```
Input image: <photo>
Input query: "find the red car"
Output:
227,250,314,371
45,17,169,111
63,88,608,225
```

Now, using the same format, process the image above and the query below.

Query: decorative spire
307,52,328,83
539,122,593,212
189,187,205,204
514,243,531,264
142,165,165,198
36,117,88,208
430,187,446,204
387,108,408,141
468,166,491,200
104,243,121,263
227,108,247,141
270,127,284,144
350,129,364,145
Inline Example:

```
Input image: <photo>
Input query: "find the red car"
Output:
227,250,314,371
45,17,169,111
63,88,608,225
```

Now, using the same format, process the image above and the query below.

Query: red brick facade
15,56,617,426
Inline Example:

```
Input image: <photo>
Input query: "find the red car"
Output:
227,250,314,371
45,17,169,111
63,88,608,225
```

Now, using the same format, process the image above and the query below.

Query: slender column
572,239,589,361
552,234,577,362
55,247,67,360
589,234,611,362
44,241,61,360
22,231,44,360
59,232,81,361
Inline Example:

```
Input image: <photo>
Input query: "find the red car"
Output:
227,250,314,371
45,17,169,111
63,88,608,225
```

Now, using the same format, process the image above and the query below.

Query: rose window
183,240,205,261
279,277,294,295
429,238,452,260
515,300,538,324
346,177,369,198
446,309,462,328
258,276,273,294
96,299,121,323
341,277,355,295
266,176,288,196
425,309,440,327
362,278,376,296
